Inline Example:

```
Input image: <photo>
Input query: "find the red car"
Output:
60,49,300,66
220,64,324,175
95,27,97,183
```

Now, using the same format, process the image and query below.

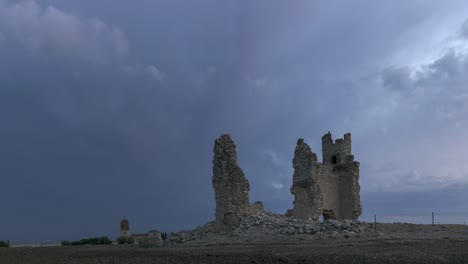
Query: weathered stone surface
249,201,265,214
166,212,372,246
290,139,323,220
120,219,131,238
212,134,251,225
290,132,362,220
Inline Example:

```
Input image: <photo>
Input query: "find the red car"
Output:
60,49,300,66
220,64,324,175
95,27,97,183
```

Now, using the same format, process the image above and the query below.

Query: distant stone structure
212,134,263,225
119,218,162,245
289,132,362,220
120,219,131,238
133,230,163,245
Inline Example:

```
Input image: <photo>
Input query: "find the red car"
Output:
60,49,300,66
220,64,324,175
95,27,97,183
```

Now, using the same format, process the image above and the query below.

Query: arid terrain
1,239,468,264
2,223,468,264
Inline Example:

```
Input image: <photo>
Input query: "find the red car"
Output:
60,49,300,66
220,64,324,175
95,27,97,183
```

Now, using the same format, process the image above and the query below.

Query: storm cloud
1,0,468,243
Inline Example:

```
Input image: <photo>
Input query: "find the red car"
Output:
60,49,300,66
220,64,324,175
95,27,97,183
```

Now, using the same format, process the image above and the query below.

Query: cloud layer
0,0,127,64
1,0,468,243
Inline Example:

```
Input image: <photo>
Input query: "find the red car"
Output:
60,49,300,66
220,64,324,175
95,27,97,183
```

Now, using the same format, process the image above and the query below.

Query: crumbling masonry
212,134,252,225
211,132,361,226
289,132,362,220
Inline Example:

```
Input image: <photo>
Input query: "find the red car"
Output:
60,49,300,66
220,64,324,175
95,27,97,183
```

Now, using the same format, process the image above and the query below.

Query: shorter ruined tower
212,134,251,225
290,132,362,221
120,219,130,238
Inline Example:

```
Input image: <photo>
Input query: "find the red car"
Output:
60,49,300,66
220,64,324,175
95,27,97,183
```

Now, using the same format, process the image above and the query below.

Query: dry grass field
1,239,468,264
2,223,468,264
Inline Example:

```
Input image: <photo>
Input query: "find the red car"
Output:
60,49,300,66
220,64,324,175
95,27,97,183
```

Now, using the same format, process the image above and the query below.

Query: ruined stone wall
338,156,362,219
290,139,323,221
317,165,341,218
212,134,251,225
249,201,265,214
322,132,352,165
290,133,362,221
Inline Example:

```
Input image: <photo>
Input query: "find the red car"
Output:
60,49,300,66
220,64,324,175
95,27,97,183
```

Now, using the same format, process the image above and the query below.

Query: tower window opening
331,155,337,164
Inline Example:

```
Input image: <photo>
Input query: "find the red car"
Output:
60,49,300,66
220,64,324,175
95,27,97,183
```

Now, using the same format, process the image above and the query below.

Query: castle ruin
289,132,362,220
211,132,361,226
212,134,252,225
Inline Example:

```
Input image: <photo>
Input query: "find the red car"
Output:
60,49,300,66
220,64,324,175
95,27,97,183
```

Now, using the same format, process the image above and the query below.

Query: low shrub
116,236,134,244
0,241,9,248
61,236,112,246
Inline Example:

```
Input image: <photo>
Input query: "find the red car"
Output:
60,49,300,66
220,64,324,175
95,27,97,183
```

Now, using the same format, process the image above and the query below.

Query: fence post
374,214,377,241
432,212,434,240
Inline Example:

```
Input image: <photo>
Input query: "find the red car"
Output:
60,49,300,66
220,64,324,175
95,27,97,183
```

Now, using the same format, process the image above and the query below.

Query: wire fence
360,212,468,225
357,212,468,241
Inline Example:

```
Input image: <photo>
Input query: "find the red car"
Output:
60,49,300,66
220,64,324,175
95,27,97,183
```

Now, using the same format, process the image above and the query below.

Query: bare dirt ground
2,224,468,264
1,240,468,264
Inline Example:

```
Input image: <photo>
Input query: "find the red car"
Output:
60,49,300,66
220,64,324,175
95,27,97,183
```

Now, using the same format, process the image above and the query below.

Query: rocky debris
212,134,251,225
166,212,378,246
231,212,364,236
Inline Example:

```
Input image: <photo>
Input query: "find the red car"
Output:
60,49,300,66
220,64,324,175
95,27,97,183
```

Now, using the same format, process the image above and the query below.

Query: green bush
61,236,112,246
0,241,9,248
116,236,134,244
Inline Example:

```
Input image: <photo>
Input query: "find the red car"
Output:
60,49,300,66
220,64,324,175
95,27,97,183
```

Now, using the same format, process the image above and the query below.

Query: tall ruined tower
120,219,130,238
212,134,251,225
290,132,362,220
290,139,323,220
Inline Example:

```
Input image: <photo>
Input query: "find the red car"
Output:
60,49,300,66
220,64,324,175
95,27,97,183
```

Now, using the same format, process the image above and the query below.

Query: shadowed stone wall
290,132,362,220
212,134,251,225
289,139,323,220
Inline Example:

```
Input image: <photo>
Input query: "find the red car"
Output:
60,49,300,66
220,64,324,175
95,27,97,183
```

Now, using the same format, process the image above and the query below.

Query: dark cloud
462,19,468,39
0,0,128,65
381,67,414,91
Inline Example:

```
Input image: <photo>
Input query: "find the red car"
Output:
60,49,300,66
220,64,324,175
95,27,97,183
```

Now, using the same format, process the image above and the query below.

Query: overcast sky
1,0,468,243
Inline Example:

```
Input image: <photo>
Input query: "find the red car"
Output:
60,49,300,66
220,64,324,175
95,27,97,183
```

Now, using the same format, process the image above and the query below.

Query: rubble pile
166,212,377,246
233,212,365,235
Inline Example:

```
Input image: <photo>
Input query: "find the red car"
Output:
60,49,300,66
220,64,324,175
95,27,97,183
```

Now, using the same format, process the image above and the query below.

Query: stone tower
290,139,323,220
289,132,362,220
120,218,130,238
212,134,251,225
